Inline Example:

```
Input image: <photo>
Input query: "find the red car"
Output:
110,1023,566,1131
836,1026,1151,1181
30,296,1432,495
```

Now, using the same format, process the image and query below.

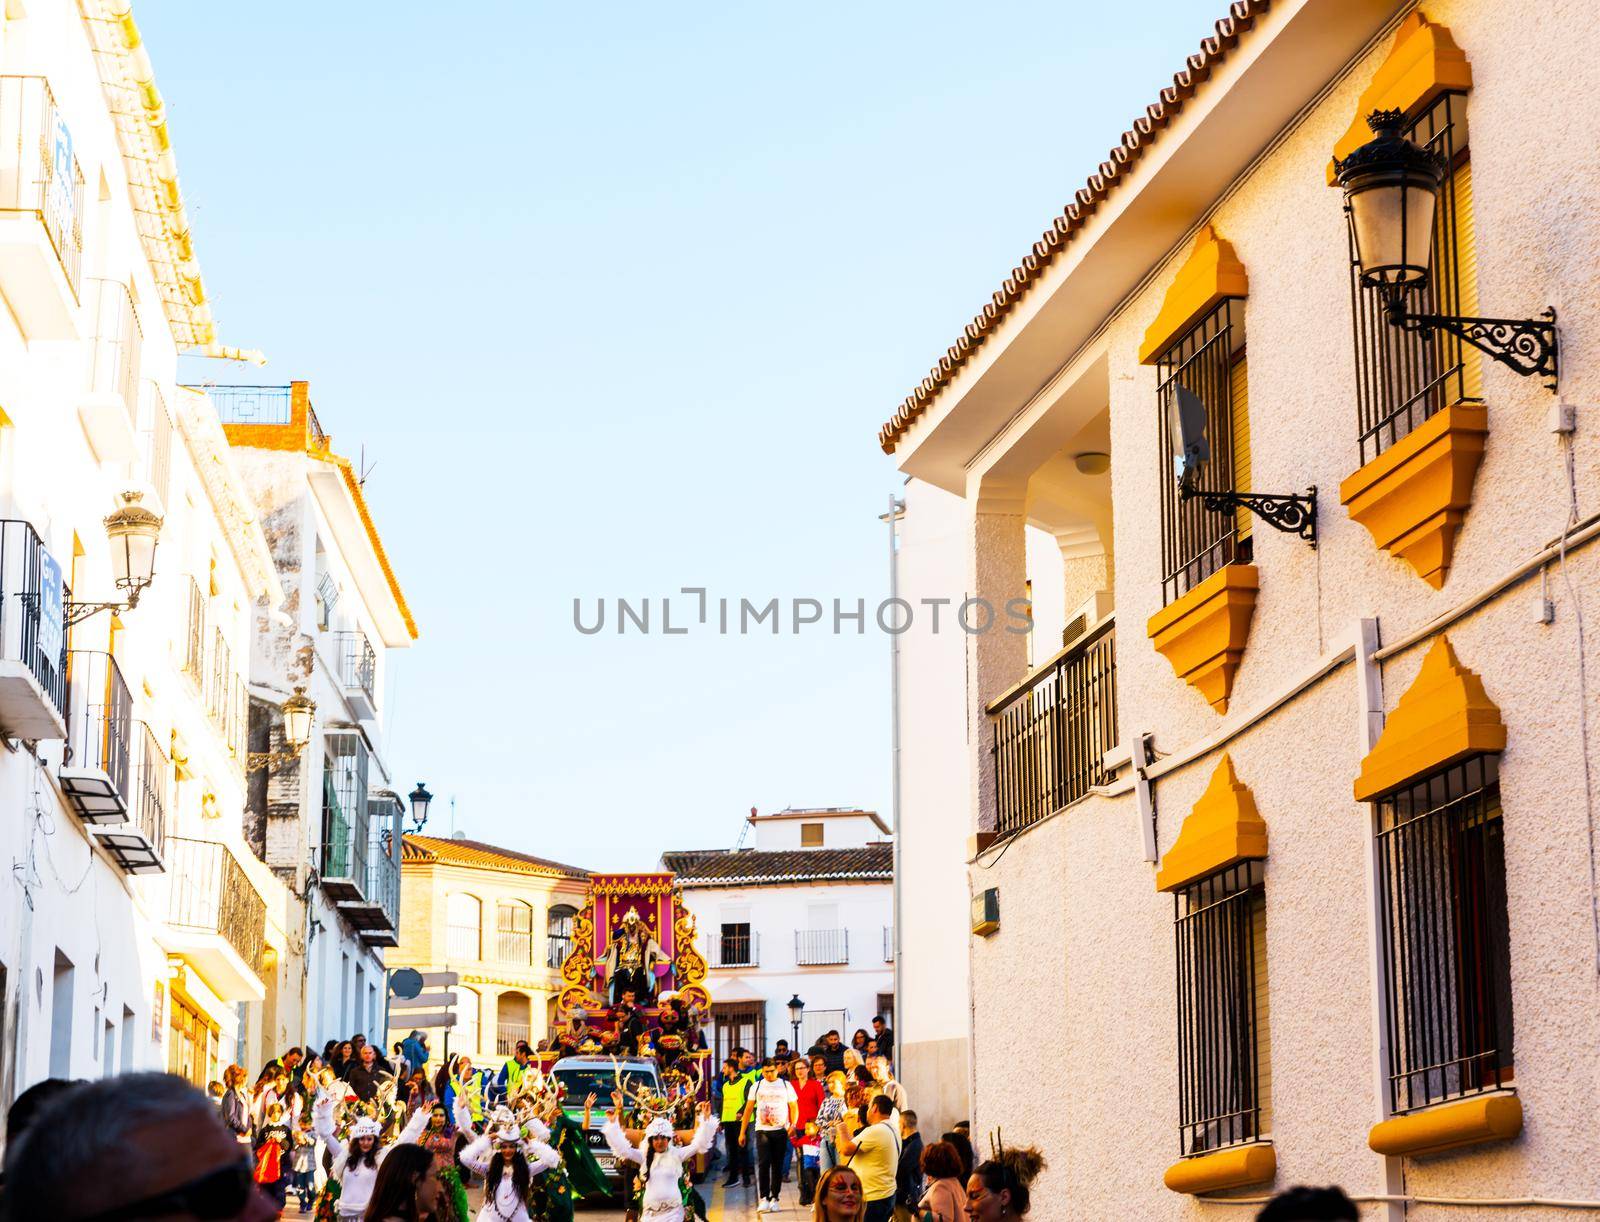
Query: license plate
597,1155,616,1170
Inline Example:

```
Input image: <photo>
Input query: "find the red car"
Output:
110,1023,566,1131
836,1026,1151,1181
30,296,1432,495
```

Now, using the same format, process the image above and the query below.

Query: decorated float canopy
556,871,710,1021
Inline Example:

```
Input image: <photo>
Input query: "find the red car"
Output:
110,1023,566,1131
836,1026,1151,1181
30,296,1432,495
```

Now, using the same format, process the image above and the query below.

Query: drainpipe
881,496,906,1039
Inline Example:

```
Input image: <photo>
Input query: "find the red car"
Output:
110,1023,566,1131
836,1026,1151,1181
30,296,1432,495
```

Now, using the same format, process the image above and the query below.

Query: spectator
740,1058,799,1213
915,1142,967,1222
774,1039,792,1063
809,1053,828,1083
490,1040,533,1107
893,1110,922,1221
832,1095,900,1222
718,1057,756,1187
811,1165,865,1222
330,1040,355,1079
871,1016,894,1064
364,1142,442,1222
815,1072,849,1174
1255,1186,1360,1221
850,1030,871,1059
940,1131,974,1181
866,1057,907,1113
789,1055,825,1206
3,1073,278,1221
219,1064,254,1148
818,1031,846,1075
965,1147,1044,1220
343,1042,386,1104
0,1077,78,1201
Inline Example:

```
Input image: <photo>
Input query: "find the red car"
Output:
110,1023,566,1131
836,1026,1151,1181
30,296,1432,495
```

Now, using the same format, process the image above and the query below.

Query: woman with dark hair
456,1101,561,1222
363,1142,441,1221
601,1095,717,1222
939,1131,974,1182
850,1030,871,1058
333,1041,357,1080
810,1165,865,1222
964,1146,1045,1219
312,1083,432,1219
417,1100,471,1222
916,1143,968,1222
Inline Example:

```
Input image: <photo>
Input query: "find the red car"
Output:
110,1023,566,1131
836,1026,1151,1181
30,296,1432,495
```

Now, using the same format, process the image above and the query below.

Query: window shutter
1231,355,1251,542
1252,893,1272,1137
1451,158,1481,401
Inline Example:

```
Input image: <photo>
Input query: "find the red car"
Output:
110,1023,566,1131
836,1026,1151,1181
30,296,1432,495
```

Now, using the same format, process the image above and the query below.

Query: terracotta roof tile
877,0,1271,454
664,844,893,886
402,834,589,879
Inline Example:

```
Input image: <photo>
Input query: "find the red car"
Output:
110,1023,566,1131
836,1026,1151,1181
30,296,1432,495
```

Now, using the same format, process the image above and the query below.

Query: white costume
456,1098,561,1222
601,1115,719,1221
311,1091,429,1219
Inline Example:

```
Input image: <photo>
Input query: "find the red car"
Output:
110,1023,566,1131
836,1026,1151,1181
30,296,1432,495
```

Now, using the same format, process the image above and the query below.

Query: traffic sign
394,1011,457,1029
389,968,424,1000
417,971,460,988
392,991,457,1011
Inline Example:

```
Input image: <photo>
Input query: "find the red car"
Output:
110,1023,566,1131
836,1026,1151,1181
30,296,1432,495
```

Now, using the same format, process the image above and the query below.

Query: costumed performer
418,1098,472,1222
311,1084,430,1220
455,1095,561,1222
601,907,669,1004
601,1094,717,1222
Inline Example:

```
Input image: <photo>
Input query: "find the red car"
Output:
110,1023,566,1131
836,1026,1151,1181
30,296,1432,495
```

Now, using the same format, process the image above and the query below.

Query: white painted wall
681,879,893,1058
750,811,884,850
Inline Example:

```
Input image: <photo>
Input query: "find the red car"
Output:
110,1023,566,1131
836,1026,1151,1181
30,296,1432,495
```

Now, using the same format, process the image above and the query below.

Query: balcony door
497,991,531,1056
447,893,481,962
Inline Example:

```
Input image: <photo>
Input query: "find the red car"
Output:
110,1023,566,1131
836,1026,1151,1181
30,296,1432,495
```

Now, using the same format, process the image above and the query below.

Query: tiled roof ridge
403,833,590,878
877,0,1271,454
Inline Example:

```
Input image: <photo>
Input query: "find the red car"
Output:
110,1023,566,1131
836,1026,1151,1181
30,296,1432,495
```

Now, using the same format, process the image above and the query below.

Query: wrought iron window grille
1373,753,1513,1115
1174,860,1268,1156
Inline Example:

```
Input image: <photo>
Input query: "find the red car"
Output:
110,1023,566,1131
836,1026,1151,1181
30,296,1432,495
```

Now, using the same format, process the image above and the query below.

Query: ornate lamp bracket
1390,304,1559,391
1181,485,1319,545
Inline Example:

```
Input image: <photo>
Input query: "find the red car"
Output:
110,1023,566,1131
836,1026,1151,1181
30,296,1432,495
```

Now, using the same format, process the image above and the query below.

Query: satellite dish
1169,383,1211,490
390,967,424,1000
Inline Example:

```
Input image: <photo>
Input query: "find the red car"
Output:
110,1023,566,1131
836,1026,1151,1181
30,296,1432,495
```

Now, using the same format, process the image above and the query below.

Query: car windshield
554,1067,657,1106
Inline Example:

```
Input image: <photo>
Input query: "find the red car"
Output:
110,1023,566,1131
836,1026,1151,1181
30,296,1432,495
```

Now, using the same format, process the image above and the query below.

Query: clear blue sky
143,1,1209,870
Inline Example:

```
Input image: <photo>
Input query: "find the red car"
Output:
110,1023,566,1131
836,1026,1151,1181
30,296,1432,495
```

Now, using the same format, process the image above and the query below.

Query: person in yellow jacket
718,1056,759,1186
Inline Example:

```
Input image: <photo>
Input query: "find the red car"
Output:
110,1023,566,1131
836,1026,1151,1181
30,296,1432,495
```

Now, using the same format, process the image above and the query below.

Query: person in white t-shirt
739,1058,798,1213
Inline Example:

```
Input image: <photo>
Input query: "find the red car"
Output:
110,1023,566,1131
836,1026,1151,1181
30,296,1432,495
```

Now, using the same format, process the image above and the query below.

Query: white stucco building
663,808,894,1065
220,381,418,1054
881,1,1600,1215
0,0,294,1123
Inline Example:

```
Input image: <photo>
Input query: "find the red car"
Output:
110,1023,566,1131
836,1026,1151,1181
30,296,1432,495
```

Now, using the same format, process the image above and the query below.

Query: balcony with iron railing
163,836,267,1002
205,382,331,454
345,794,401,946
546,934,575,969
706,930,759,968
334,630,377,719
94,720,168,875
495,1022,533,1057
988,617,1118,838
0,75,84,337
60,650,131,823
138,382,173,511
0,519,68,739
319,767,369,904
447,924,480,962
795,929,849,966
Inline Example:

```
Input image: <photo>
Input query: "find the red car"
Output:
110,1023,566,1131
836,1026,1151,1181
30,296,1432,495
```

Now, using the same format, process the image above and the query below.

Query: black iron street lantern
246,686,317,774
66,490,164,625
1336,108,1558,387
409,781,433,830
788,993,804,1050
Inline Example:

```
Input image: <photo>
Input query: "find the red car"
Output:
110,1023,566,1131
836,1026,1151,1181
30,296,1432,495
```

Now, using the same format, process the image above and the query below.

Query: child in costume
253,1101,294,1210
419,1098,472,1222
601,1096,717,1222
454,1095,561,1222
289,1110,319,1214
311,1085,430,1219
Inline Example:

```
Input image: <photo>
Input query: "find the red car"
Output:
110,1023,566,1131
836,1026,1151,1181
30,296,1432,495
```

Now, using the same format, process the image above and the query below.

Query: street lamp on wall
408,782,433,831
65,491,164,626
1336,108,1558,388
246,686,317,774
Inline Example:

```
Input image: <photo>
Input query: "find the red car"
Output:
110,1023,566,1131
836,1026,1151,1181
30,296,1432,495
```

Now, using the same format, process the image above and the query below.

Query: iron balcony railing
0,519,68,719
138,382,173,508
546,933,575,969
83,278,141,415
496,1022,532,1058
335,630,376,705
165,837,266,974
130,721,169,863
181,576,205,682
497,928,534,965
205,384,293,426
320,768,369,897
795,929,849,966
988,617,1118,837
0,76,85,295
706,931,759,968
447,924,480,962
63,650,131,813
362,793,403,934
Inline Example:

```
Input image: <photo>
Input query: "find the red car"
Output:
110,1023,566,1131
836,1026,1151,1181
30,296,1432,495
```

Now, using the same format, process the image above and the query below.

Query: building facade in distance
663,808,893,1076
389,834,589,1070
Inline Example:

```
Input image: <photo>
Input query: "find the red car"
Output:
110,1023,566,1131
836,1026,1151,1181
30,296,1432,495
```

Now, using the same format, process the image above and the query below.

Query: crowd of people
0,1015,1368,1222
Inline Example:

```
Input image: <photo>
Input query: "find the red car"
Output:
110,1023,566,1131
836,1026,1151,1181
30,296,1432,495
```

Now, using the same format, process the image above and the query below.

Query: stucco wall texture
960,1,1600,1216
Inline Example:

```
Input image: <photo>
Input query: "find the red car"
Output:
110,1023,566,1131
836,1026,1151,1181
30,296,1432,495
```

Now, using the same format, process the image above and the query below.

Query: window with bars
1374,753,1512,1115
1155,298,1253,605
1173,860,1270,1156
497,901,534,965
1349,92,1479,464
547,904,577,969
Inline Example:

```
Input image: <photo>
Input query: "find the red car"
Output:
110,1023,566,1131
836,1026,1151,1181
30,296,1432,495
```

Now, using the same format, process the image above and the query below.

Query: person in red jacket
788,1055,825,1206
